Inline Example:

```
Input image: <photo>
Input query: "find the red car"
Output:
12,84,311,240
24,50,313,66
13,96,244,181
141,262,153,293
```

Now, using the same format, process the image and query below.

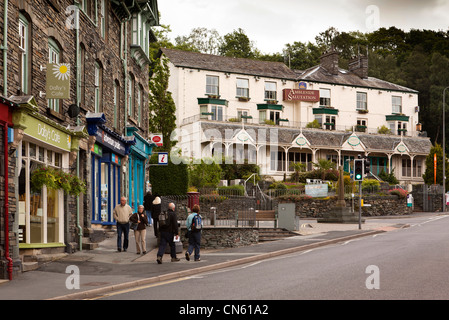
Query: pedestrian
152,195,161,237
113,196,133,252
185,204,202,262
144,191,154,226
129,205,148,254
156,202,180,264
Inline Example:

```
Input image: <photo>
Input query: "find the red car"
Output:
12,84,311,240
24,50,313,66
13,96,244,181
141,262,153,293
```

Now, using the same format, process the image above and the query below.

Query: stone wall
279,195,410,218
179,227,258,249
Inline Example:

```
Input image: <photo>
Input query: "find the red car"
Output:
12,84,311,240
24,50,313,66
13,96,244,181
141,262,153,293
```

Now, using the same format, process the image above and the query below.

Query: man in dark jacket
156,202,180,264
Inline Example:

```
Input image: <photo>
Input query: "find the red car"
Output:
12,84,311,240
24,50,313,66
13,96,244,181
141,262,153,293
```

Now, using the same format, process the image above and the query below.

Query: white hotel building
158,48,432,187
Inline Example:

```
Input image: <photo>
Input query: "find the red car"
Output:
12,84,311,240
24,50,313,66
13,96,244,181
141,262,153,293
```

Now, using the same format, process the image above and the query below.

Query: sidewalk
0,217,415,300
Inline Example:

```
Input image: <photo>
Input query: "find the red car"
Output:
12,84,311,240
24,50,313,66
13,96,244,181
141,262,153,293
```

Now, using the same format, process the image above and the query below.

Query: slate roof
297,65,418,93
200,122,431,155
160,48,298,80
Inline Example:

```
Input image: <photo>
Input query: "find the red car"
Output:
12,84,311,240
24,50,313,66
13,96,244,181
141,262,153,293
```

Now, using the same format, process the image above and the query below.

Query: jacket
113,204,133,224
159,209,178,235
152,197,161,219
129,212,148,231
144,193,154,211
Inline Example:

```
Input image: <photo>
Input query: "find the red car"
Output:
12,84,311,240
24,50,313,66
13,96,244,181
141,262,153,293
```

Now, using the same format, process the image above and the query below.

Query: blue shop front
126,126,155,210
87,113,135,225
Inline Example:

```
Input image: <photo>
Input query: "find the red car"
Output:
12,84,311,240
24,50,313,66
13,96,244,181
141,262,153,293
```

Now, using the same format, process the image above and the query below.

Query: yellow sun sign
46,63,70,99
52,63,70,81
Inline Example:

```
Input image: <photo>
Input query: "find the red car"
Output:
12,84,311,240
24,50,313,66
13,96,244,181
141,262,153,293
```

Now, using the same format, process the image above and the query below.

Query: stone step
258,228,296,242
22,261,39,272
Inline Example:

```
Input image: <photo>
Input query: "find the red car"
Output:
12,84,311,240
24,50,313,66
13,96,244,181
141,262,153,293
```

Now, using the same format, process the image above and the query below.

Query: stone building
0,0,159,279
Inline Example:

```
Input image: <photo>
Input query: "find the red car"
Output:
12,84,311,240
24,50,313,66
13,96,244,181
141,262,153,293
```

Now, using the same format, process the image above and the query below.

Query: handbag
129,221,138,231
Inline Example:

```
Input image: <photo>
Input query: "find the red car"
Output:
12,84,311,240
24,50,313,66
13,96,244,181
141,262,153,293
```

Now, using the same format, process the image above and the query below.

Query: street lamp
443,86,449,213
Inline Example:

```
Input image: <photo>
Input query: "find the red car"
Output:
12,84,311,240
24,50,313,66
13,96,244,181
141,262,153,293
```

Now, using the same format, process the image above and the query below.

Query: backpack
191,214,202,232
159,211,170,228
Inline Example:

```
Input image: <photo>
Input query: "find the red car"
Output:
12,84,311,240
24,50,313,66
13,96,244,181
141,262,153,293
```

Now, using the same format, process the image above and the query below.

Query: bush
218,185,245,196
149,153,189,195
268,182,287,189
362,179,380,192
389,188,408,198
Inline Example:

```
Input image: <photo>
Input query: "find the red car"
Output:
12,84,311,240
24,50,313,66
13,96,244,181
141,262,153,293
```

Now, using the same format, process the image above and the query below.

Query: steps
258,228,297,242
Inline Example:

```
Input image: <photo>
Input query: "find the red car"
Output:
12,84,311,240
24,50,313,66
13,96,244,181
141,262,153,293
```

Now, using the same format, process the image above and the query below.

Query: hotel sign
283,89,320,102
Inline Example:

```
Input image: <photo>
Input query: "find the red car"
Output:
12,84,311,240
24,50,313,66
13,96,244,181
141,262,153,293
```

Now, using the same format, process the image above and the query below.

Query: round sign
397,144,407,153
296,137,307,146
152,136,161,143
237,133,249,142
347,136,360,146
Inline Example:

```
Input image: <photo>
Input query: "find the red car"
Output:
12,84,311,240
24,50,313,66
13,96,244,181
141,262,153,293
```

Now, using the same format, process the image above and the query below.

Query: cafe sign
46,63,70,99
283,89,320,102
22,114,72,151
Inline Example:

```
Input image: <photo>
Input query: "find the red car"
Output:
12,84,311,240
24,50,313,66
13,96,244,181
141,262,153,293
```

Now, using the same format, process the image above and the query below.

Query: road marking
87,277,192,300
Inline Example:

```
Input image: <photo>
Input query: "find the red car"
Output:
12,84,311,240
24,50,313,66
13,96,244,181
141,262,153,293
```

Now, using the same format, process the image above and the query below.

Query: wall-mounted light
225,72,231,78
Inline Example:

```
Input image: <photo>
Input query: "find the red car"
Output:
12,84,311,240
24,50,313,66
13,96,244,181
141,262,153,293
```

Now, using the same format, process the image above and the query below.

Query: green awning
313,107,339,115
257,104,283,111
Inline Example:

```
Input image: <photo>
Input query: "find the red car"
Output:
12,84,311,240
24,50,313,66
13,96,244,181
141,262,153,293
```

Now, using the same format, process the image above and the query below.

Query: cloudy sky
157,0,449,54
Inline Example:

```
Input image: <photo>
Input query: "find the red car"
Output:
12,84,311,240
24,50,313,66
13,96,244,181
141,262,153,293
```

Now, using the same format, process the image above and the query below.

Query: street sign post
158,152,168,165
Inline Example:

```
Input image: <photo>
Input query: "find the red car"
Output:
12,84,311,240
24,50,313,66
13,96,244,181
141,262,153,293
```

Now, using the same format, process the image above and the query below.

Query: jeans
146,210,152,225
116,222,130,251
157,231,176,258
187,231,201,260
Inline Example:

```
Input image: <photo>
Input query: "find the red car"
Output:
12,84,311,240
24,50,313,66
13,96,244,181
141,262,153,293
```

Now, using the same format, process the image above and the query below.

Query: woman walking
129,205,148,254
185,204,202,261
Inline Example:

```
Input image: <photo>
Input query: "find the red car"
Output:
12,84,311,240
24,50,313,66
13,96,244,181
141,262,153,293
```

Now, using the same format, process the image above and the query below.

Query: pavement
0,213,434,300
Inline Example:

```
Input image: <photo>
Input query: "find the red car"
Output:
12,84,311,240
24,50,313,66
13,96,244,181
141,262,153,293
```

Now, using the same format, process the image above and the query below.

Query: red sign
150,134,163,147
283,89,320,102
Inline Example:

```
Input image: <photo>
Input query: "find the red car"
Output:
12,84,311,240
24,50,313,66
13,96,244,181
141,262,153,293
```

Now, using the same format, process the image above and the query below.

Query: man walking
144,191,154,226
156,202,180,263
113,197,133,252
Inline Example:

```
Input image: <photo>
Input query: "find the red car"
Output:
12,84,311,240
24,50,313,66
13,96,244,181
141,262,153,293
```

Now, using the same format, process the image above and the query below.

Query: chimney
320,50,339,75
349,56,368,79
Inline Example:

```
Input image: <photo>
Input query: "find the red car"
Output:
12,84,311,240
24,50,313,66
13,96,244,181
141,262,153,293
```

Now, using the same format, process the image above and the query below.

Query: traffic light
364,158,370,175
354,159,364,181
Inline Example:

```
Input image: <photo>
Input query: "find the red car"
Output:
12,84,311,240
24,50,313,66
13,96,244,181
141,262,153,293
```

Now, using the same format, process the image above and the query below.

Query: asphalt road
94,214,449,300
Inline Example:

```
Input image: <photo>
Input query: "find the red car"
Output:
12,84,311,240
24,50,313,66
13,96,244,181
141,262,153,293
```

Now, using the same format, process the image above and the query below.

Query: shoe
195,258,201,262
123,249,127,252
117,248,121,252
157,256,162,264
143,251,146,254
171,257,180,262
185,252,190,261
137,252,140,255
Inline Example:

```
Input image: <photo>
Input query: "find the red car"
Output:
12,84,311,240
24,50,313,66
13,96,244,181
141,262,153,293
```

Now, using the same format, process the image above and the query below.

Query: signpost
158,152,168,165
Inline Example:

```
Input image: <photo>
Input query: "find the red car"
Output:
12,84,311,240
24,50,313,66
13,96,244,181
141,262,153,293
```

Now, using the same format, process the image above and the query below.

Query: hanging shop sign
283,89,320,102
149,133,163,147
46,63,71,99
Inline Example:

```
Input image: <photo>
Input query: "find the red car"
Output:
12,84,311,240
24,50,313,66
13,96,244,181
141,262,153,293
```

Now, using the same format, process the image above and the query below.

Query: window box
357,109,369,114
237,96,250,102
206,94,220,99
355,125,366,132
201,112,214,116
240,115,253,119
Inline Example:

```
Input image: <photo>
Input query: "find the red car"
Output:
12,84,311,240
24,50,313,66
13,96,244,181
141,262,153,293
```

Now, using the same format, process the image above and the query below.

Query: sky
157,0,449,55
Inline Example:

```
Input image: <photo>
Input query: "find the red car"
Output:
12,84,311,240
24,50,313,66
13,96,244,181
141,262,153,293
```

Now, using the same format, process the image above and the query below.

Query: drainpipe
2,0,8,96
75,1,82,250
121,15,131,199
3,122,12,280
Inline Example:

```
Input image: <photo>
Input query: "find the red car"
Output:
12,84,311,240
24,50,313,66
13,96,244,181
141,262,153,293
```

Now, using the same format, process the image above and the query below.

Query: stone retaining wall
279,195,410,218
179,227,258,249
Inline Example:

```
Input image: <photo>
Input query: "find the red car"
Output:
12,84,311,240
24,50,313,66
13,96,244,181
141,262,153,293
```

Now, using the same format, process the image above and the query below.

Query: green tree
423,144,449,188
219,28,256,59
148,55,177,152
312,159,337,180
189,158,222,189
175,27,223,55
149,154,188,196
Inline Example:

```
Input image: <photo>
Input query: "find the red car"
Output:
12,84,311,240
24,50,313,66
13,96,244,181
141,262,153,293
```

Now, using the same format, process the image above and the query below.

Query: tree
312,159,337,180
423,144,449,188
219,28,256,59
175,27,223,55
189,158,222,189
148,55,177,152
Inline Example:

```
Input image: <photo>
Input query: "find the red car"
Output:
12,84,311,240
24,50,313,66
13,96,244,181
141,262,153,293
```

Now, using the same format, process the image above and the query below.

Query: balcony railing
181,114,423,138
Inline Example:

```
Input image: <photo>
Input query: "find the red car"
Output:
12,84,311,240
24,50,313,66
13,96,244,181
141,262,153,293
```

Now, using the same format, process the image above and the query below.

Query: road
92,214,449,300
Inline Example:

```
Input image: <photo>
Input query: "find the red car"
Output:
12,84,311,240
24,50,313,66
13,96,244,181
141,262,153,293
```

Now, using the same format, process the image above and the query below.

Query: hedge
148,153,188,196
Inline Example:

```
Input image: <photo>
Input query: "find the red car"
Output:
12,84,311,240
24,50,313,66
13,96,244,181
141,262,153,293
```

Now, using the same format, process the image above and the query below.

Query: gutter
75,0,82,250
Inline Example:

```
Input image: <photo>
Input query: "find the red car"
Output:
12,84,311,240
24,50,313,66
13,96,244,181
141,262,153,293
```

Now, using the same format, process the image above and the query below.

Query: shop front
87,113,134,225
126,126,155,210
11,96,81,251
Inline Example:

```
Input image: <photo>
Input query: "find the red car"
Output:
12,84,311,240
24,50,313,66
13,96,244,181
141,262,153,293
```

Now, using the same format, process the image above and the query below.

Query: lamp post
443,86,449,213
